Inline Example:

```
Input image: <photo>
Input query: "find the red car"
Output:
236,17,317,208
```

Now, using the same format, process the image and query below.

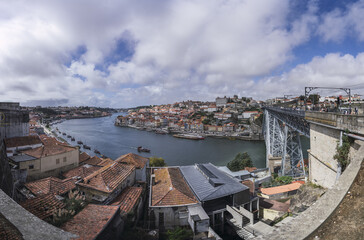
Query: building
0,102,29,141
21,176,76,199
8,136,79,180
61,204,123,240
180,163,258,232
110,186,144,223
149,167,200,229
115,153,149,182
216,97,228,107
76,162,135,204
5,135,43,157
259,198,290,222
260,181,303,200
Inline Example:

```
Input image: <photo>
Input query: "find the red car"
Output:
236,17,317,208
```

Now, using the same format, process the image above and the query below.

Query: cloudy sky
1,0,364,107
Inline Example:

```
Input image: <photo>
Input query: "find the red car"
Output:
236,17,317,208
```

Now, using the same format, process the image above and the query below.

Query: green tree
166,227,193,240
227,152,253,172
150,157,167,167
309,94,320,105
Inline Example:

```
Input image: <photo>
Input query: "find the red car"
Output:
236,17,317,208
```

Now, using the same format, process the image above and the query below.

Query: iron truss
263,108,309,177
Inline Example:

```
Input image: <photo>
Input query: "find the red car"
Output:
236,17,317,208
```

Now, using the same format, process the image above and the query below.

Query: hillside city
0,92,363,240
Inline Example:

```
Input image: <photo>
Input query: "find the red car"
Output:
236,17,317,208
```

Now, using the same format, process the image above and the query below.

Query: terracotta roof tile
97,158,114,167
25,177,76,196
20,194,65,220
261,182,302,196
4,136,42,148
115,153,148,169
61,204,119,240
152,168,198,206
77,162,135,193
79,152,91,164
110,187,143,215
0,212,24,240
81,156,102,166
21,136,76,159
62,164,102,179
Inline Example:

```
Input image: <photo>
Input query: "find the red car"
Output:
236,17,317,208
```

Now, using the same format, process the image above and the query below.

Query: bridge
263,107,309,177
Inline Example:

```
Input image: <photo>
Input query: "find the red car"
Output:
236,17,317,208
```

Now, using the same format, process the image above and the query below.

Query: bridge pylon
263,108,306,177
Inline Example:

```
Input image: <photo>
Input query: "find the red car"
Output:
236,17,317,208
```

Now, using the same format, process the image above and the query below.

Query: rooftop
20,194,65,220
217,166,250,178
62,164,102,179
9,154,37,163
0,212,23,240
151,168,198,206
21,136,76,159
260,182,303,196
115,153,149,169
179,163,249,201
259,198,290,212
79,152,91,164
25,177,76,197
61,204,119,240
110,186,143,215
4,135,42,148
77,162,135,193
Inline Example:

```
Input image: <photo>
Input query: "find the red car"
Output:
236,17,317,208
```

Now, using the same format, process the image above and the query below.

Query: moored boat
83,145,91,150
94,149,100,154
173,134,204,140
77,141,83,145
137,146,150,153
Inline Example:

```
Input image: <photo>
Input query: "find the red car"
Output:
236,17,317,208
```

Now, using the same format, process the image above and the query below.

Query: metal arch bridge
263,107,310,177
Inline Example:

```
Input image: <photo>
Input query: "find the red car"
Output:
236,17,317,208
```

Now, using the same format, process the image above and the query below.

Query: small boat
155,130,167,135
67,135,71,138
83,145,91,150
77,141,83,145
94,149,100,154
173,134,205,140
71,137,75,141
137,146,150,153
62,133,66,136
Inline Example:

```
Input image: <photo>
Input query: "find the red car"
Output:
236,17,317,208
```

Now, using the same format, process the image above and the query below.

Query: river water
53,113,309,168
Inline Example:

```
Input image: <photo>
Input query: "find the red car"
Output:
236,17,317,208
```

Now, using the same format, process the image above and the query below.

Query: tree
227,152,253,172
149,157,167,167
308,94,320,105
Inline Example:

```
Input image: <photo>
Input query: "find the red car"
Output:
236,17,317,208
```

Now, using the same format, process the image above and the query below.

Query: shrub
227,152,253,172
150,157,167,167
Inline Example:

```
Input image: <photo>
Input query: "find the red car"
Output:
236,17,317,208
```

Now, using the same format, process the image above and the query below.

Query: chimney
151,174,155,185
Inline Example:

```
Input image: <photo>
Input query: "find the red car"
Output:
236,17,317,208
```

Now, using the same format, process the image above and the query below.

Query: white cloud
1,0,360,107
318,0,364,42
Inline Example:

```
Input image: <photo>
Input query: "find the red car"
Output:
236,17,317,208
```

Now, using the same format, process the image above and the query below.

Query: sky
1,0,364,108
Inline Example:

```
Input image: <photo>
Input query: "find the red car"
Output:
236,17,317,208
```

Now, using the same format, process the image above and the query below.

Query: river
53,113,309,168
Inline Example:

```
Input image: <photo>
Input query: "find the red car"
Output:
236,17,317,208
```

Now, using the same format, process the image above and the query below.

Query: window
29,164,34,169
56,159,60,164
63,157,67,162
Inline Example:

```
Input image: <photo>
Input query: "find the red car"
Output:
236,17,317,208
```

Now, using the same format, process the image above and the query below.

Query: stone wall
0,140,15,199
308,123,340,188
255,140,364,240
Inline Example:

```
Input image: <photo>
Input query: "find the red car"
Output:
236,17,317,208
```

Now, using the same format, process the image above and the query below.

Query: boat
137,146,150,153
83,145,91,150
71,137,75,141
67,135,71,138
94,149,100,154
77,141,83,145
173,134,205,140
62,133,66,136
155,129,168,135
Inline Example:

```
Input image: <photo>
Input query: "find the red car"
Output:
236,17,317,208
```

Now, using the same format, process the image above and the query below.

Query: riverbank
115,123,264,141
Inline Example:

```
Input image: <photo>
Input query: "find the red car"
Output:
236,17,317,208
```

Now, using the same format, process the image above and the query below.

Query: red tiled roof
21,136,76,159
77,162,135,193
81,156,102,166
21,194,65,220
61,204,119,240
261,182,302,196
25,177,76,196
152,168,198,206
115,153,148,169
110,187,142,215
79,152,91,164
62,164,102,179
5,136,42,148
97,158,114,167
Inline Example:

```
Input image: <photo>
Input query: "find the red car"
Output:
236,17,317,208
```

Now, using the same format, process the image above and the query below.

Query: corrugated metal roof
10,154,37,162
217,166,250,178
180,163,248,202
